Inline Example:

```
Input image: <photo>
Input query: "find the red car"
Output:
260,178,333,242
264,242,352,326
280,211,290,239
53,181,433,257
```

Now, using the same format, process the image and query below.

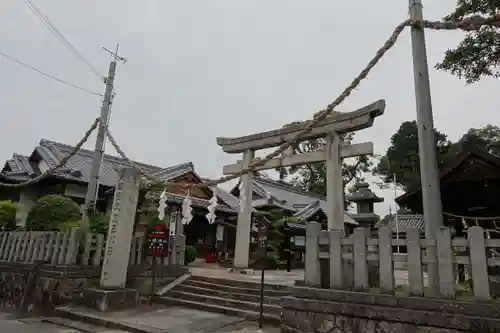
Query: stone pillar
168,207,179,266
325,132,344,231
16,188,39,227
234,148,254,268
216,223,224,263
100,167,141,289
84,168,141,312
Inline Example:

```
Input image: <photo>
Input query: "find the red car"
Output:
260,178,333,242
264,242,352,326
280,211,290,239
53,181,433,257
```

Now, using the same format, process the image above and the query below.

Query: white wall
64,184,87,198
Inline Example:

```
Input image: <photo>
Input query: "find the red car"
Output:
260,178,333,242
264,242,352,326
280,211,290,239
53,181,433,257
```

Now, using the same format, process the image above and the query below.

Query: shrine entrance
216,100,386,268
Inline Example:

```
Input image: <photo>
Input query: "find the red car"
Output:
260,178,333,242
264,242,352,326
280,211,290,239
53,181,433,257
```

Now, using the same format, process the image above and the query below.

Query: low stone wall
281,287,500,333
0,261,187,314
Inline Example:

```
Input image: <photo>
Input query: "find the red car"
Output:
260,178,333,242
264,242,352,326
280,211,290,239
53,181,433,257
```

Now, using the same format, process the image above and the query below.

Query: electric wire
23,0,104,80
0,51,103,96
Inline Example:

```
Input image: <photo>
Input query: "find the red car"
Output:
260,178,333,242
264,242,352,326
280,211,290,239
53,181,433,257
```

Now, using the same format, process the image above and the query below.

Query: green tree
374,122,500,191
26,195,81,231
459,125,500,153
0,200,18,230
276,122,373,208
436,0,500,83
373,121,452,191
261,208,299,268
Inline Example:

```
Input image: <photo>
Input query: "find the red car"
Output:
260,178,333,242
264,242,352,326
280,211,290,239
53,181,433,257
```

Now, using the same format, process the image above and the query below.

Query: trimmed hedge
26,195,81,231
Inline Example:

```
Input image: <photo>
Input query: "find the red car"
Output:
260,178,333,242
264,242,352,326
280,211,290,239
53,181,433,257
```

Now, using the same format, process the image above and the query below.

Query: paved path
189,266,303,285
55,305,279,333
0,314,102,332
189,265,426,286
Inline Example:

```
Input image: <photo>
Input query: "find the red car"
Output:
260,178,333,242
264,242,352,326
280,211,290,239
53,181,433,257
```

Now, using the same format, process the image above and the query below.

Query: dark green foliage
373,121,452,191
0,200,17,230
374,121,500,191
184,245,197,265
89,214,110,236
262,208,301,263
265,255,279,269
26,195,81,231
436,0,500,83
276,121,373,208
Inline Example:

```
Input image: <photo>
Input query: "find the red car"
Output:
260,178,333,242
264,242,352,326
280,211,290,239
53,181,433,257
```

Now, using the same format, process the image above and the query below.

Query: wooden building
396,143,500,236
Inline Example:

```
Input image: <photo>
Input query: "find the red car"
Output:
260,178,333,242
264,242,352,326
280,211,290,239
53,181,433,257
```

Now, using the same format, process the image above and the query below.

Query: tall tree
276,122,373,208
436,0,500,83
373,121,452,191
374,122,500,191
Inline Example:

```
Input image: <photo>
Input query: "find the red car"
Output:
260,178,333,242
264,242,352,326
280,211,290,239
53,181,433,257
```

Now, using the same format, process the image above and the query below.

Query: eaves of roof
396,144,500,205
1,139,196,189
164,192,238,214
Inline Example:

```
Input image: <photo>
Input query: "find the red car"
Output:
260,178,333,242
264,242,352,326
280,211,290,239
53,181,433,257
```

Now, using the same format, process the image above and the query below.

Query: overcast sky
1,1,498,216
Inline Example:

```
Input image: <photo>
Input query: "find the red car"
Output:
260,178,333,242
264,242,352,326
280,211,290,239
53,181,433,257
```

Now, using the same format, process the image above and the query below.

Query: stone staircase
157,275,292,325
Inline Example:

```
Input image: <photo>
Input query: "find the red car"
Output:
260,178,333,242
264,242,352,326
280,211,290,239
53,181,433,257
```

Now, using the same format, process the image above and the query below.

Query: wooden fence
305,222,500,300
0,230,185,267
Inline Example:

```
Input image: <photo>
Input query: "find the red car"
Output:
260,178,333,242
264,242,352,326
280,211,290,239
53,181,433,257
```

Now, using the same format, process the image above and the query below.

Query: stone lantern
346,182,384,288
346,182,384,231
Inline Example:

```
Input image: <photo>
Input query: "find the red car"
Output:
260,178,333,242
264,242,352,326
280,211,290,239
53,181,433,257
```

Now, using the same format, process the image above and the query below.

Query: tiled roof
211,186,240,211
1,139,193,188
285,221,306,230
385,214,425,233
164,192,237,214
251,178,357,225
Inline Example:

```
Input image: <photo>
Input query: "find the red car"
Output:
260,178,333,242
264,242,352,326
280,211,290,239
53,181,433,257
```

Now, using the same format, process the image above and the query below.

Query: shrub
265,255,279,269
0,200,17,230
89,214,110,236
26,195,81,231
184,245,197,265
57,221,81,232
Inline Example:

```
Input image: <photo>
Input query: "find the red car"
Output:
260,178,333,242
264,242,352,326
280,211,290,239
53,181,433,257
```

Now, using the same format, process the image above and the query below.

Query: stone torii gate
217,100,385,268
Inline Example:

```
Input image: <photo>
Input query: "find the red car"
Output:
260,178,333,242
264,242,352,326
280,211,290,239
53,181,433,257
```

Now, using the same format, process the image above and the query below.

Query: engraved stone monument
83,167,142,311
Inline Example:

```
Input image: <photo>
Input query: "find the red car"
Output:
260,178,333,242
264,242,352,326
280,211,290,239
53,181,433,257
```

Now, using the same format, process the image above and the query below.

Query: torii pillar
217,100,385,268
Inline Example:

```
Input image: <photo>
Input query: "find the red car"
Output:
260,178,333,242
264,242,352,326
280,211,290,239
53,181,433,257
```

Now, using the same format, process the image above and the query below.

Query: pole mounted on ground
82,44,126,227
408,0,443,293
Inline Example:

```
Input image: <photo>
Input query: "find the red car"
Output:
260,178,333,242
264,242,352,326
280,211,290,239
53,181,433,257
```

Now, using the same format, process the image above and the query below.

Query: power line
0,51,103,96
23,0,104,80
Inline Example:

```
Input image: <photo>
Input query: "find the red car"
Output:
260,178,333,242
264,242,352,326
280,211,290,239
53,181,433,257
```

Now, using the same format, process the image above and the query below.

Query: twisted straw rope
4,15,500,190
0,118,100,188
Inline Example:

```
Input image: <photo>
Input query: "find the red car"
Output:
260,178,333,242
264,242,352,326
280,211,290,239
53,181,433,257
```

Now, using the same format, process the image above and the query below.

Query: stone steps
183,279,290,297
173,284,282,305
157,296,281,326
190,275,291,291
164,290,282,315
158,274,290,325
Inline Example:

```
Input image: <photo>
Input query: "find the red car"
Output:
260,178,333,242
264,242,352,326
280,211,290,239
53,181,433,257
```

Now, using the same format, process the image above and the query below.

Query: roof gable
397,144,500,204
0,139,195,187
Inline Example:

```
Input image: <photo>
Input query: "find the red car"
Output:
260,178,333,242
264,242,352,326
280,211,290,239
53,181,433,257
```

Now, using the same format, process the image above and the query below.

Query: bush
57,221,81,232
89,214,110,235
265,255,279,269
0,200,17,230
26,195,81,231
184,245,197,265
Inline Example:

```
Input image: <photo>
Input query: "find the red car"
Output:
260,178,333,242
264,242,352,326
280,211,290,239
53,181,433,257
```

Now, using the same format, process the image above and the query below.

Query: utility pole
82,44,126,227
408,0,443,293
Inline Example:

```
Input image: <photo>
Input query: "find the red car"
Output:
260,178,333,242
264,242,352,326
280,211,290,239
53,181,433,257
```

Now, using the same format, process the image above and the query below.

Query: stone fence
0,230,185,270
0,230,186,313
305,223,499,299
281,223,500,332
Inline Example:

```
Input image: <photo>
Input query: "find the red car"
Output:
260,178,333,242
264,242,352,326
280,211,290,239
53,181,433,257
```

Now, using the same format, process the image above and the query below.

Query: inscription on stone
100,168,141,289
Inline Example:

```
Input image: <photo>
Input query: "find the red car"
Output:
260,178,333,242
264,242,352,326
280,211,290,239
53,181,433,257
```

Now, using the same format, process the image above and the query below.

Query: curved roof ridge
254,177,326,200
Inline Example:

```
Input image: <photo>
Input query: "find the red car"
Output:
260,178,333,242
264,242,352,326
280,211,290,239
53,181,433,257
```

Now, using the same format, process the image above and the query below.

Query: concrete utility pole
408,0,443,293
82,44,126,227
